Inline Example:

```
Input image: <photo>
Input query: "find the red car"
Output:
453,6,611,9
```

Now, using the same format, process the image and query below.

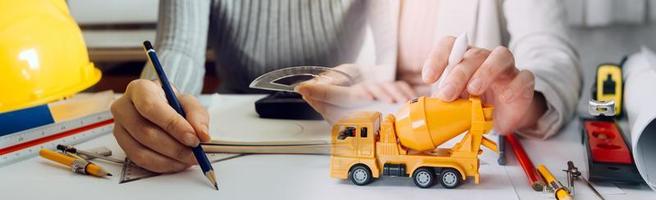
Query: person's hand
110,79,211,173
422,36,547,134
297,81,416,123
296,64,417,123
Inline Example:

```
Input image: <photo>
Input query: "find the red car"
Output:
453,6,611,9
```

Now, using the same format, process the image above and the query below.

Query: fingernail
183,134,199,146
501,89,514,103
468,78,482,94
438,83,456,101
201,125,210,140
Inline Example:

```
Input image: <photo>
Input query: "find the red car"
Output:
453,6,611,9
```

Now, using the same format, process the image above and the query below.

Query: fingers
179,94,211,142
296,82,373,107
113,123,189,173
435,47,490,101
422,36,456,84
395,81,417,99
126,80,199,147
297,80,418,123
499,70,535,103
381,82,408,103
111,97,197,166
381,81,416,103
486,70,535,134
468,46,516,95
329,64,362,83
362,82,394,103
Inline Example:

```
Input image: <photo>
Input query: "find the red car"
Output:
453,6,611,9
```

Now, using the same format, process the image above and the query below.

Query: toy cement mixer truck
329,96,498,189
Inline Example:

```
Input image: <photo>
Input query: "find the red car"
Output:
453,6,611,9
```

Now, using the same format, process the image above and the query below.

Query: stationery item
202,140,330,155
581,119,642,183
588,100,615,116
622,47,656,190
497,134,506,165
582,57,642,184
563,161,578,195
537,164,572,200
119,158,156,184
119,140,330,184
0,91,113,136
589,63,623,117
0,110,113,166
143,40,217,190
119,153,242,184
505,134,544,191
39,148,111,177
65,146,113,161
57,144,123,164
249,66,354,93
432,32,468,94
563,161,606,200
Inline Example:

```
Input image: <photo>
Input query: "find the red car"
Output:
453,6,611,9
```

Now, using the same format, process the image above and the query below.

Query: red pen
505,134,544,191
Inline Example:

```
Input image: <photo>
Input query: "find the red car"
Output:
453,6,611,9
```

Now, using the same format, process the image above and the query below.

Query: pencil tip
107,173,113,176
205,171,219,190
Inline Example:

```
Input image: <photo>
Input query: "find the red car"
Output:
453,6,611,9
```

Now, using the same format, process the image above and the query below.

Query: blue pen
143,41,218,190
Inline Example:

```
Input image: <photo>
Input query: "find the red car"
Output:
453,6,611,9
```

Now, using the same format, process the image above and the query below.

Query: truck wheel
349,165,373,186
440,168,462,189
412,167,436,188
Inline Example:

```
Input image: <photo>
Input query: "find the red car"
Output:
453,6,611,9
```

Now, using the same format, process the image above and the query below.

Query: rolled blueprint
624,47,656,190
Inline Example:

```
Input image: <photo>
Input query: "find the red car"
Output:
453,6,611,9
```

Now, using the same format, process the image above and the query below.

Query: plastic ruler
249,66,355,92
0,111,114,166
119,153,243,184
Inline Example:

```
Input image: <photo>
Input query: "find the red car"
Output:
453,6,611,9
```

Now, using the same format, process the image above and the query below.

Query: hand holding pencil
110,41,217,189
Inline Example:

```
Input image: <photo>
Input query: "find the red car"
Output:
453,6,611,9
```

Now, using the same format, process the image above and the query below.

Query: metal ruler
119,153,243,184
0,111,114,166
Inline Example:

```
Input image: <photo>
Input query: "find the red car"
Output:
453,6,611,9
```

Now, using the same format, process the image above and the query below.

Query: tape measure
590,63,623,117
0,111,114,166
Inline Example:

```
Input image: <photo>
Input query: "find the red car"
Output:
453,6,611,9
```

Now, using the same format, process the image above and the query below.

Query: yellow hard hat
0,0,101,113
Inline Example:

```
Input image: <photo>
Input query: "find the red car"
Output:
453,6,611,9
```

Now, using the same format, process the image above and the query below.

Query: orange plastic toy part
330,96,497,189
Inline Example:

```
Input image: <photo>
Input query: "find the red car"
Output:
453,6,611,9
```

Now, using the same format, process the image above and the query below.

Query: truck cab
330,112,381,185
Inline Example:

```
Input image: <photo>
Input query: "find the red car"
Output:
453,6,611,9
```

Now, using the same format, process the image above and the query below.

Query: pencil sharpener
581,119,643,184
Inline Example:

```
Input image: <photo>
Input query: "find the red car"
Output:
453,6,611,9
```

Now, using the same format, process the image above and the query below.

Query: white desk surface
0,95,654,200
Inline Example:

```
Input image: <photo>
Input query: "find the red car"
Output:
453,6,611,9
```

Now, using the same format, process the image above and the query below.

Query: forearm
140,0,211,95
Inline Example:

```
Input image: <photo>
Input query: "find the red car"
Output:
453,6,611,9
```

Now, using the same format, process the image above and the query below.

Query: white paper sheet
207,94,400,143
623,47,656,190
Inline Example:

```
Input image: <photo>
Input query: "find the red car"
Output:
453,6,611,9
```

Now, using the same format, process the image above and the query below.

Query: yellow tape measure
591,63,623,117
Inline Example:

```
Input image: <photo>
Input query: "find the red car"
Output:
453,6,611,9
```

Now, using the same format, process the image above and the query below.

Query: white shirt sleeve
140,0,211,95
503,0,583,139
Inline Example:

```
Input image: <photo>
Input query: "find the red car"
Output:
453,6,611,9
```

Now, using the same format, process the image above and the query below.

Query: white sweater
142,0,582,139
